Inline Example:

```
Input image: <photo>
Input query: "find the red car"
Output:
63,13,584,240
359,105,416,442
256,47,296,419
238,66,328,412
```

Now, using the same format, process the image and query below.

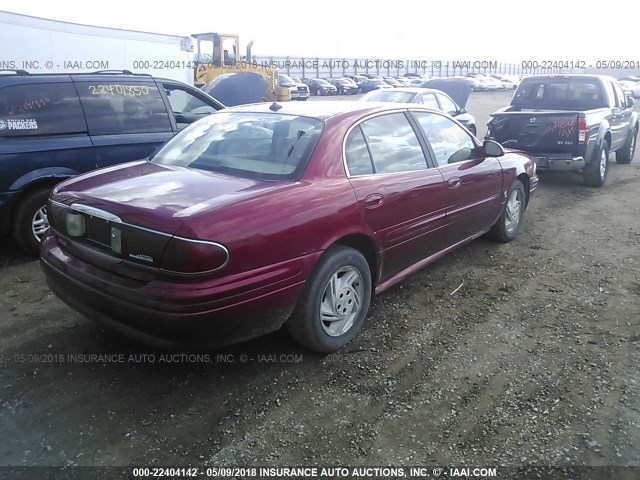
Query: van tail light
160,237,229,274
578,117,588,144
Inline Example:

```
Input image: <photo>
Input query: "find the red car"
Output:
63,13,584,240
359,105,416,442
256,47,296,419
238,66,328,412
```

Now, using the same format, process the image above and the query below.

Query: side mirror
458,107,467,114
483,139,505,157
626,95,634,108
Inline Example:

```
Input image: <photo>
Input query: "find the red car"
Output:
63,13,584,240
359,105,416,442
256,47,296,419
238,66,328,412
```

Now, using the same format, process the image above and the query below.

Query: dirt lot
1,91,639,472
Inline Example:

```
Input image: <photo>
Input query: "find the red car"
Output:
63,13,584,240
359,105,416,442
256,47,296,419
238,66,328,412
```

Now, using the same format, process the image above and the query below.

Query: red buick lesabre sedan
40,101,538,353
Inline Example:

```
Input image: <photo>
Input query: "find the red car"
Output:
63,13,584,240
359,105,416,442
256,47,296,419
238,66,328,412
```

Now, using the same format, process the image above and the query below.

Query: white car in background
493,75,519,89
470,76,492,91
619,80,640,98
482,76,503,90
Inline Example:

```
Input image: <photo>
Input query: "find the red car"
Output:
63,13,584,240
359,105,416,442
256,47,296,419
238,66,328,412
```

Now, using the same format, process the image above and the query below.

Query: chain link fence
253,56,585,79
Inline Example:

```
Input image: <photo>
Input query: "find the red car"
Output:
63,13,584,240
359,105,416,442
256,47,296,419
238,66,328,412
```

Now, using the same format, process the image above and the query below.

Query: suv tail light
160,237,229,274
578,117,588,144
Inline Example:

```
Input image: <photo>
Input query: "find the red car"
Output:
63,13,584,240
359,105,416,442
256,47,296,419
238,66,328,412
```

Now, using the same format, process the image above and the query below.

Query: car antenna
269,102,282,112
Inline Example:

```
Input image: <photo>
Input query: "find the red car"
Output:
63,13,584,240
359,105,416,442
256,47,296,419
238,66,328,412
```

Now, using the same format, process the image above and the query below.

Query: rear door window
0,83,86,137
345,127,374,176
359,113,429,173
76,81,172,135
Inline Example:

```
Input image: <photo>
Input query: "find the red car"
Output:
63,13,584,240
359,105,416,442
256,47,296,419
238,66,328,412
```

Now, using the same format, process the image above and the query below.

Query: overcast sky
0,0,638,62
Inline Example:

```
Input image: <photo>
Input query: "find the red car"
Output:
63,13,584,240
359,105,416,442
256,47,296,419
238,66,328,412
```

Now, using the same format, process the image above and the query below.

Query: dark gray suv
0,70,224,255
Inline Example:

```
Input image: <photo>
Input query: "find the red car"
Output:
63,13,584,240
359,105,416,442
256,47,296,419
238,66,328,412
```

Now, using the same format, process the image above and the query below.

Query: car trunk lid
49,160,271,273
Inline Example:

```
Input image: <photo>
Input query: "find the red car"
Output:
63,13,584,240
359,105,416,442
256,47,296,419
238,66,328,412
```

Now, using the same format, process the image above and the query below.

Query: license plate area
66,204,124,255
85,216,112,248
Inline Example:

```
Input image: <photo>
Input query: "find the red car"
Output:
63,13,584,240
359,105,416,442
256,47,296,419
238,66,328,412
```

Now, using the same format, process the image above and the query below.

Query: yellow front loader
192,32,290,101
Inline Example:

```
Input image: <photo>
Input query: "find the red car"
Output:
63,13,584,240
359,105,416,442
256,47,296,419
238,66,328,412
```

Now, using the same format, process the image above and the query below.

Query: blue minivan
0,70,225,255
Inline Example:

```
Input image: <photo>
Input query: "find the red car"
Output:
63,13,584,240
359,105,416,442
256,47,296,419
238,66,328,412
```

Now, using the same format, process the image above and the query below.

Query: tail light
578,117,588,144
160,237,229,274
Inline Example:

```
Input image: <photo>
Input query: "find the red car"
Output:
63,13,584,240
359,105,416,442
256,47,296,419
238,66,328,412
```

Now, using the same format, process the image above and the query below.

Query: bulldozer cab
193,33,240,66
191,33,288,102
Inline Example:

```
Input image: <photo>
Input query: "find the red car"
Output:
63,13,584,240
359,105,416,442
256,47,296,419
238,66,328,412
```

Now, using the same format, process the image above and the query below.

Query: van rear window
513,78,607,109
0,83,87,137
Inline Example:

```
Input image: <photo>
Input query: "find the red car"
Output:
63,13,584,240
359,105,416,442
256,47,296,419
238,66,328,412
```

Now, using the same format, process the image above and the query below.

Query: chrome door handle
448,177,461,189
364,193,384,208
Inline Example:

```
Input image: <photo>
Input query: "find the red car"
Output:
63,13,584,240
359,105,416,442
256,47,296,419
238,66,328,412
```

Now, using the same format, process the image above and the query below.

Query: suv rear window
513,78,607,109
76,81,172,135
0,83,86,137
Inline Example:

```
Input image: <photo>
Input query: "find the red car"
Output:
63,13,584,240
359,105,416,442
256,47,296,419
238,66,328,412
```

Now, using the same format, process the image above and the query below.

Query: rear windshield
363,91,415,103
513,78,607,109
151,112,323,181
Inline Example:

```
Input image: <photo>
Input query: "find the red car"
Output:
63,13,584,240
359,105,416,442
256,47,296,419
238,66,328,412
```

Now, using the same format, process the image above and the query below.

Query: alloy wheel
600,147,608,179
504,189,523,236
31,205,49,243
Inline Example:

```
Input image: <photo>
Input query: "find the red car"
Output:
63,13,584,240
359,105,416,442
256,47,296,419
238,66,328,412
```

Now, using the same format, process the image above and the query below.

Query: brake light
578,117,588,144
161,237,229,273
161,237,229,274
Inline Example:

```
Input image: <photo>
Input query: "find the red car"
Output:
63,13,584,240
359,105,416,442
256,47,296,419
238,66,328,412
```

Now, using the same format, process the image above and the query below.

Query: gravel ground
0,91,639,471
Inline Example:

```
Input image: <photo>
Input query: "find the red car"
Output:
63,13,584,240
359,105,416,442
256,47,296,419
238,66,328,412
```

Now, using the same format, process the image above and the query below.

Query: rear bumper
40,231,319,348
530,155,585,172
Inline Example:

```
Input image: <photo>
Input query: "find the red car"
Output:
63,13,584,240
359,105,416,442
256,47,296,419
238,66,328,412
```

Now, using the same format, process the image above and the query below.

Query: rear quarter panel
499,150,537,206
176,179,370,277
585,110,613,163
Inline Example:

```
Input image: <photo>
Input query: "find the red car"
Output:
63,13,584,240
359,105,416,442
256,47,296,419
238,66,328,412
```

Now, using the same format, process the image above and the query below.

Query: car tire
616,128,637,164
286,246,372,353
489,180,526,243
12,186,52,257
583,140,609,187
317,88,322,96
